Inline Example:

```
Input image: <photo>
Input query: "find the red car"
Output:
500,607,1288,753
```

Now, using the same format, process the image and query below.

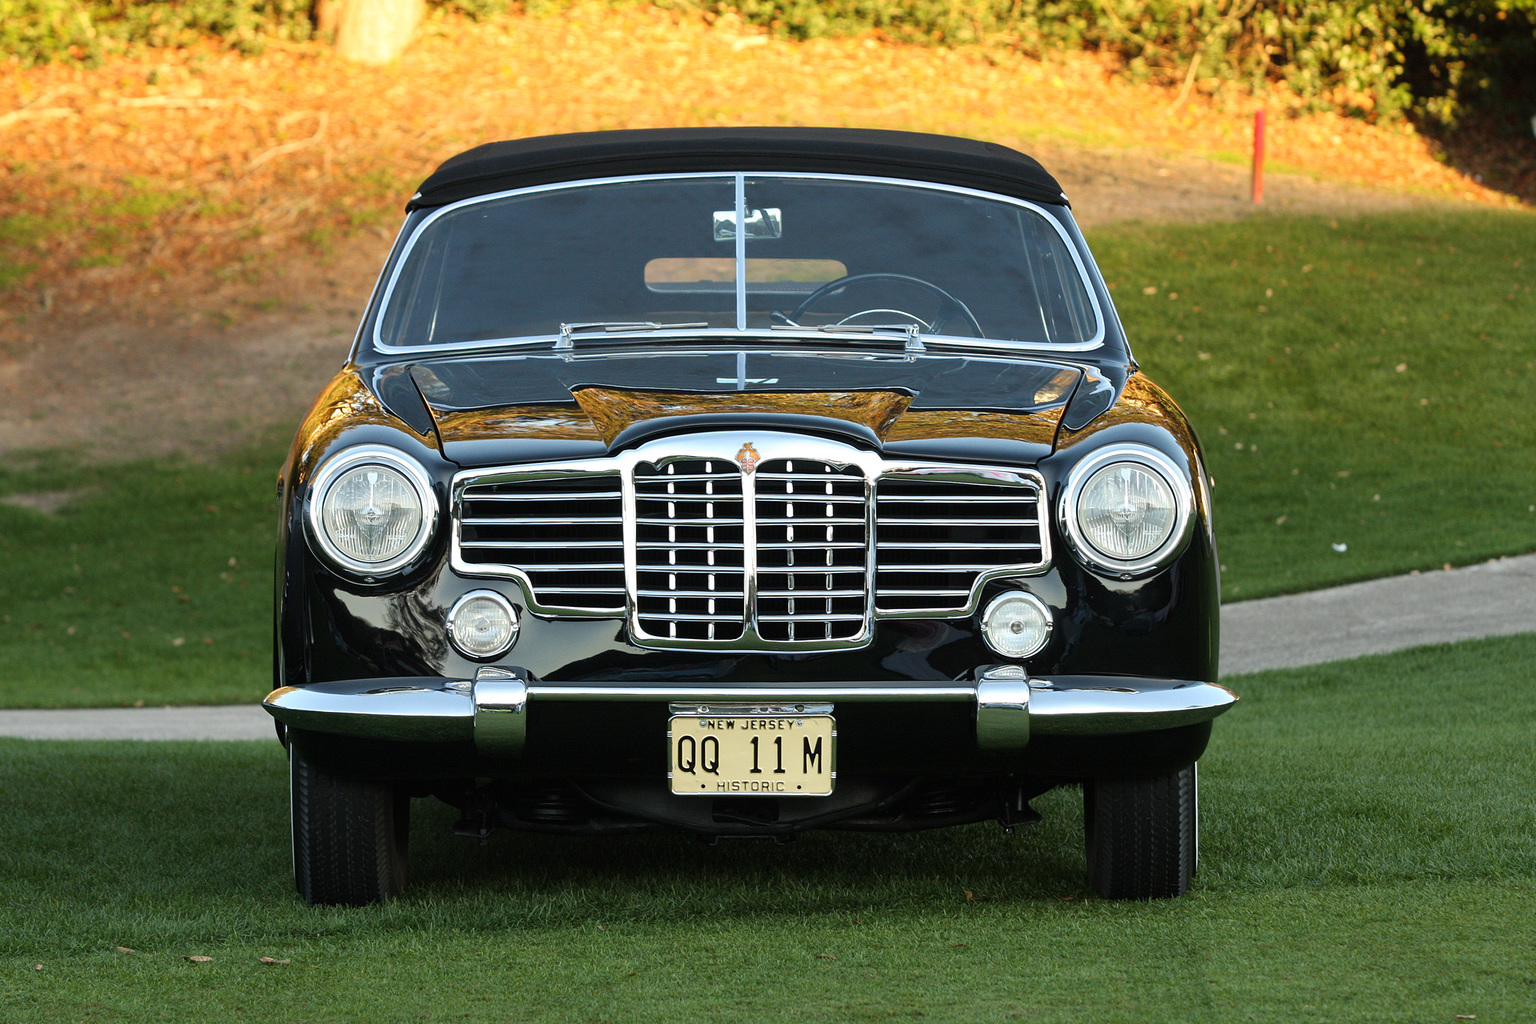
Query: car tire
1083,763,1196,900
290,748,409,906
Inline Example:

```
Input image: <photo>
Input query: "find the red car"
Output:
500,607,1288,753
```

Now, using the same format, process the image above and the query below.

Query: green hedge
3,1,1533,128
0,0,316,57
663,0,1536,126
0,0,501,59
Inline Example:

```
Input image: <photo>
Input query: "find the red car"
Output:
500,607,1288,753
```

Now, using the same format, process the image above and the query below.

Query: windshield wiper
556,321,710,351
769,321,926,355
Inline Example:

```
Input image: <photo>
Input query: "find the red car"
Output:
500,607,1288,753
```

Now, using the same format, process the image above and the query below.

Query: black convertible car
264,127,1235,905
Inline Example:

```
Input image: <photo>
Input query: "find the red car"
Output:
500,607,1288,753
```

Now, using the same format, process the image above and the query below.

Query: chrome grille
754,459,869,642
633,459,746,642
457,472,625,612
453,432,1050,647
874,475,1045,614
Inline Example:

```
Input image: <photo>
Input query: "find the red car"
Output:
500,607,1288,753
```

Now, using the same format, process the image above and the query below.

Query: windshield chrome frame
371,171,1107,357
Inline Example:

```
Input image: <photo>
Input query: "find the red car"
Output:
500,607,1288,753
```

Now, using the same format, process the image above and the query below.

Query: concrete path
0,704,274,742
2,553,1532,741
1220,552,1536,676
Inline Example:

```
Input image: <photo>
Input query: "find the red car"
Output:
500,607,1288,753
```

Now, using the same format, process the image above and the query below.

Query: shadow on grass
0,735,1092,948
406,792,1091,921
4,634,1536,951
5,638,1536,1022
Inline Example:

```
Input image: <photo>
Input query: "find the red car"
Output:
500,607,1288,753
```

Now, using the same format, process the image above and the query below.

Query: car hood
371,348,1089,465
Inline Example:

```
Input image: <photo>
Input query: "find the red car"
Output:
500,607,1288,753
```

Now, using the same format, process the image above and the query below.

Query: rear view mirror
713,207,782,241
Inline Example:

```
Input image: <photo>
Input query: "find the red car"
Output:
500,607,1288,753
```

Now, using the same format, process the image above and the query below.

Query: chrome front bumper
263,667,1236,756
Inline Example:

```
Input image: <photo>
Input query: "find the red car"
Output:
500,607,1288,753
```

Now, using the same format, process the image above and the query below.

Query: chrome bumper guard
264,666,1236,756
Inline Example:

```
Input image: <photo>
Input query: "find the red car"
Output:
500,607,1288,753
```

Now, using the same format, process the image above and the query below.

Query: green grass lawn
1097,207,1536,599
0,439,281,708
2,634,1534,1022
1,208,1532,708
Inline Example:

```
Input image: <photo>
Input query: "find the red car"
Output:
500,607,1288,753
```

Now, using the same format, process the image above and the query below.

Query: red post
1251,109,1266,204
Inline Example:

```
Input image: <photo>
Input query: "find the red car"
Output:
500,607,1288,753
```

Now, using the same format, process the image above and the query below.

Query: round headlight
448,590,519,659
1061,446,1194,575
308,447,437,575
1078,462,1176,560
981,591,1053,660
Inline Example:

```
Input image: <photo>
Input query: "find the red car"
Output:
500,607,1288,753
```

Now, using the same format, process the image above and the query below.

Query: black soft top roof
408,127,1069,211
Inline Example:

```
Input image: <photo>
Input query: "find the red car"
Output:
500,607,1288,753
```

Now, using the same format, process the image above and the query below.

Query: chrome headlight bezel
1058,444,1195,578
305,445,439,577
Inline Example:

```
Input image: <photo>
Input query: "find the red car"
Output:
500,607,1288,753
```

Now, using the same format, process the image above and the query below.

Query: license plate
668,704,835,796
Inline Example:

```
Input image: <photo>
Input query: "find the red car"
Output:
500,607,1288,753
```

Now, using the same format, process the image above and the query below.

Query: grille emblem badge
736,443,760,474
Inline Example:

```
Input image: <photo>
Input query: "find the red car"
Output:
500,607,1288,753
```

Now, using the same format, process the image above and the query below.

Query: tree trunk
316,0,343,39
334,0,423,64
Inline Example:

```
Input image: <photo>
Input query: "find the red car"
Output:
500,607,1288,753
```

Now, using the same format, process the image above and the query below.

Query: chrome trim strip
669,702,836,717
371,170,1105,356
264,681,472,742
879,539,1041,548
481,515,625,525
734,172,747,331
1057,444,1197,579
1027,679,1236,735
262,676,1236,745
464,539,622,548
528,683,975,702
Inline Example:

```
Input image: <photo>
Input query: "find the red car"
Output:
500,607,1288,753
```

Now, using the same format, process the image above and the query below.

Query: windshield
376,173,1101,351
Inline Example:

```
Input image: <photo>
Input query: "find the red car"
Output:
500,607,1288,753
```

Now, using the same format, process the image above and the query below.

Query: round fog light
981,592,1052,660
448,590,519,659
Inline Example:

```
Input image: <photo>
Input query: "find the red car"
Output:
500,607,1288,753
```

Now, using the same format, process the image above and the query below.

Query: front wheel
1083,763,1197,900
290,748,409,906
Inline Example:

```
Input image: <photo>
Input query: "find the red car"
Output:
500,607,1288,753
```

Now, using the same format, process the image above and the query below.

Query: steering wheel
789,273,984,338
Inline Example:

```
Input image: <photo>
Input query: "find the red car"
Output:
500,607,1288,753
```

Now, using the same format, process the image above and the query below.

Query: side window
379,223,456,348
1020,217,1094,345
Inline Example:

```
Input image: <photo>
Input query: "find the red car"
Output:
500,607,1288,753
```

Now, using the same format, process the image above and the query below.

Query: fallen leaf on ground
114,946,136,953
183,955,213,963
258,957,291,965
814,953,837,960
